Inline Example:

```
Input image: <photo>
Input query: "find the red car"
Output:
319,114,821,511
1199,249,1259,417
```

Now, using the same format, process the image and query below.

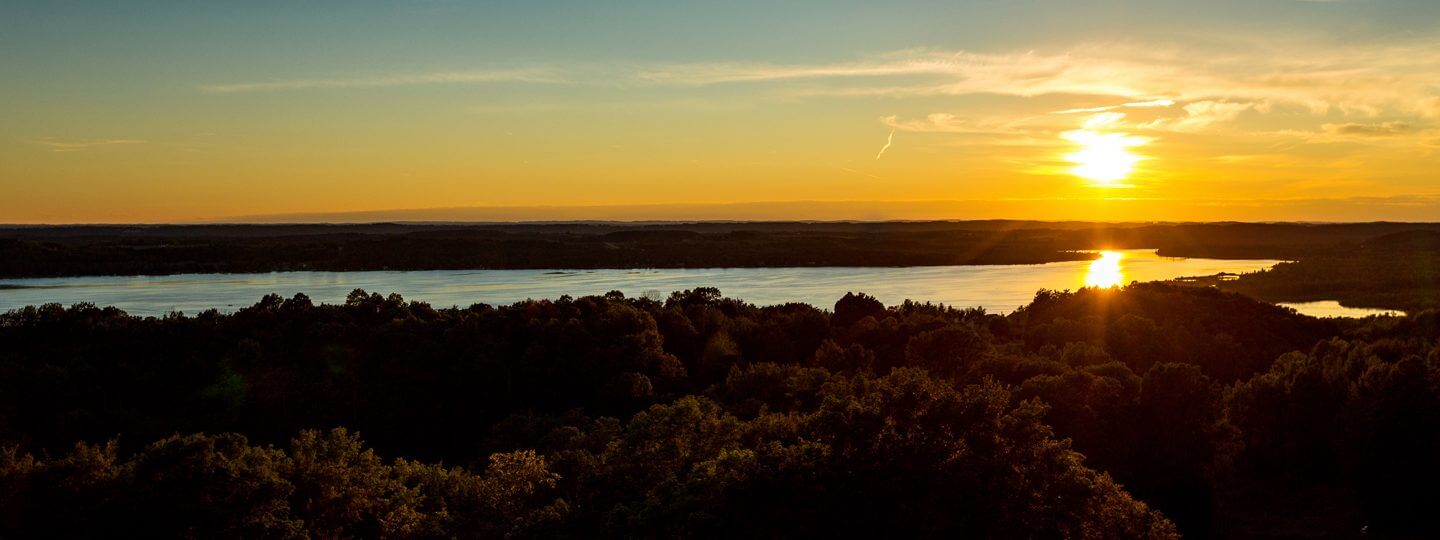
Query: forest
6,221,1440,278
3,284,1438,537
1214,230,1440,312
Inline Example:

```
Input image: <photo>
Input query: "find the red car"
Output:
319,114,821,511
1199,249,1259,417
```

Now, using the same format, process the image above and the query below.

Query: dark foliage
0,224,1095,278
1216,230,1440,312
1019,283,1335,382
0,283,1435,536
7,221,1440,278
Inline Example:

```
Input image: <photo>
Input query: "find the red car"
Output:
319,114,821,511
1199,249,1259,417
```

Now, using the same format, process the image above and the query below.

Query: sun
1063,130,1147,186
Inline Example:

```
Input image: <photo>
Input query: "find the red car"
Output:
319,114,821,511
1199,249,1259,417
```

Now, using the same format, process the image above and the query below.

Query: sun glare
1063,130,1147,186
1084,250,1125,288
1061,112,1149,187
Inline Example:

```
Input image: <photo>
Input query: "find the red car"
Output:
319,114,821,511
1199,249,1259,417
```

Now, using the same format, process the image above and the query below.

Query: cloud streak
881,113,1032,136
202,37,1440,128
639,38,1440,122
1142,101,1259,132
636,60,960,86
875,130,894,160
1322,121,1415,137
32,138,146,153
1271,121,1434,145
201,69,563,94
1055,99,1176,115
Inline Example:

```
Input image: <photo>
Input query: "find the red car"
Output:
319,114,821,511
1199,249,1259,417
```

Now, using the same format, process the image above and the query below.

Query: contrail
875,129,894,160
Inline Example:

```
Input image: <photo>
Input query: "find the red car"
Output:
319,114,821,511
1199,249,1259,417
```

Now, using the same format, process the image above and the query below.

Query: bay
0,249,1387,318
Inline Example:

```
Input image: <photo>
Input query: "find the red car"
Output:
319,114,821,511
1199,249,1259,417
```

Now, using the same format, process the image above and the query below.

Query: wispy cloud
1321,121,1415,137
637,38,1440,122
201,69,563,94
1126,99,1178,108
1270,121,1434,145
875,130,894,160
1055,99,1175,115
636,60,957,86
467,97,755,115
1081,112,1128,130
835,166,883,180
202,37,1440,126
32,138,146,153
1142,101,1259,132
881,113,1031,136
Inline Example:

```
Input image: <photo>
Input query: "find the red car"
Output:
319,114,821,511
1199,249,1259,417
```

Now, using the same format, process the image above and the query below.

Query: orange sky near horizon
3,1,1439,224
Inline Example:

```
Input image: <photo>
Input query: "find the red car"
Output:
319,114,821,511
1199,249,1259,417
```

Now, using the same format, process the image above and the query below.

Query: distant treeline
4,284,1439,536
4,221,1440,278
1188,229,1440,312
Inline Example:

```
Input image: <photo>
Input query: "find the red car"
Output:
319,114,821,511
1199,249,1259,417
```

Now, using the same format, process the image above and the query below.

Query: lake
0,249,1398,318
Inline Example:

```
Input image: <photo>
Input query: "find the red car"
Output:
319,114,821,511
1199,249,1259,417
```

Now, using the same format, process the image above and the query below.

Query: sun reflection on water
1084,251,1125,288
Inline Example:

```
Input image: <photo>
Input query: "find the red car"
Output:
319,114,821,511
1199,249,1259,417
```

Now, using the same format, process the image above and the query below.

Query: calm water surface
1271,300,1399,319
0,249,1393,318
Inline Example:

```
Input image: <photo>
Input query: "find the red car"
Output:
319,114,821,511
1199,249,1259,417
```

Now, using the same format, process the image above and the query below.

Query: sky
3,0,1440,223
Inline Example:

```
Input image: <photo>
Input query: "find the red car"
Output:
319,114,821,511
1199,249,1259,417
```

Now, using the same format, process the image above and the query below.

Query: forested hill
5,221,1440,277
1215,229,1440,312
4,284,1438,537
